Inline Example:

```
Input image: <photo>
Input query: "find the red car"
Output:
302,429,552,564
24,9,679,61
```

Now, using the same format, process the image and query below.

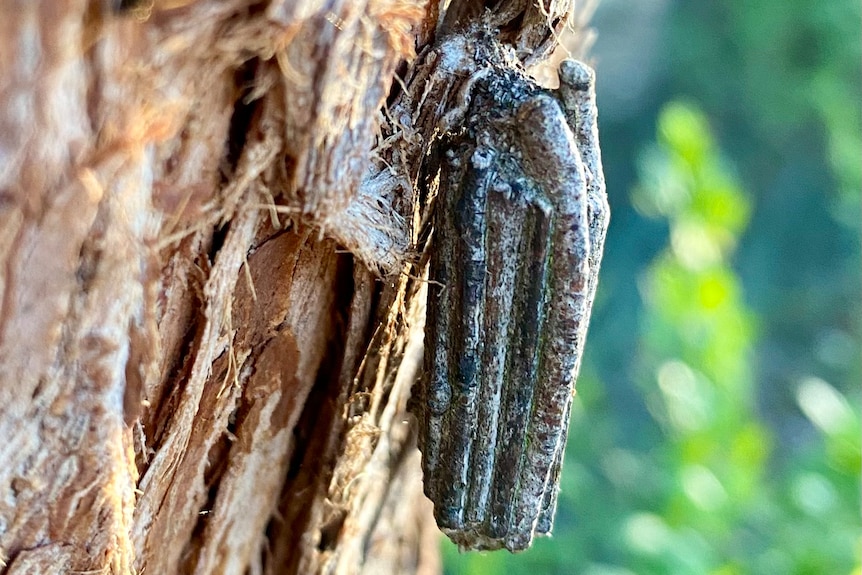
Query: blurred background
443,0,861,573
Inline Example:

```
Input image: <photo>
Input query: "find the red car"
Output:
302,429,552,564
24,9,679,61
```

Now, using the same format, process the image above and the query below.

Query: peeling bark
0,0,585,573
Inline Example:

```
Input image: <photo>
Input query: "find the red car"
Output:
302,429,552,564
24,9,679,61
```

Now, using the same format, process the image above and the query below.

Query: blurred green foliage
442,0,860,573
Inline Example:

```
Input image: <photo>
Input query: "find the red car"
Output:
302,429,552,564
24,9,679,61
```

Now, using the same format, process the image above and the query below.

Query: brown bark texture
0,0,587,573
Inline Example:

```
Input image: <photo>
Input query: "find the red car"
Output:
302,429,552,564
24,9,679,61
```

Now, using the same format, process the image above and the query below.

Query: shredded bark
0,1,589,573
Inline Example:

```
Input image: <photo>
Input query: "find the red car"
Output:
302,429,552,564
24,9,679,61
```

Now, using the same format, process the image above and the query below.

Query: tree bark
0,0,582,573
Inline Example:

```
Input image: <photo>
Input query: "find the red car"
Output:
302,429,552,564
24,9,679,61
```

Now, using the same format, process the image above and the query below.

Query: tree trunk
0,1,582,573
